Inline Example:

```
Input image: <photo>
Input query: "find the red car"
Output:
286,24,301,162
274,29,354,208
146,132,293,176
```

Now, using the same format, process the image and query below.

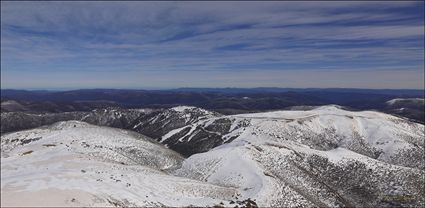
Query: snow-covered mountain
386,98,425,106
163,105,424,168
131,106,220,141
1,121,245,207
1,108,150,134
1,106,224,156
384,98,425,124
1,105,424,207
170,105,424,207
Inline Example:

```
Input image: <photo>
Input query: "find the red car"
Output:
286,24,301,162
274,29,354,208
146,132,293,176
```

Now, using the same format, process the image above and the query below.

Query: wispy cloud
1,1,424,89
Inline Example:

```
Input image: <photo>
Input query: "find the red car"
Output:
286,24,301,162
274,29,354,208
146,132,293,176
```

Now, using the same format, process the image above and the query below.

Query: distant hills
1,88,424,123
172,87,425,96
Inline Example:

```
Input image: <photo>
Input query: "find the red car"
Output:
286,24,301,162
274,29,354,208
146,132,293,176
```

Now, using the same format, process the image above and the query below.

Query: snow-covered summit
171,107,424,207
170,105,198,112
170,105,218,117
161,104,424,159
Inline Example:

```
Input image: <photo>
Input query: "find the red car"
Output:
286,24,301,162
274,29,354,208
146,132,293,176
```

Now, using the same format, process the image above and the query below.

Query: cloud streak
1,1,424,89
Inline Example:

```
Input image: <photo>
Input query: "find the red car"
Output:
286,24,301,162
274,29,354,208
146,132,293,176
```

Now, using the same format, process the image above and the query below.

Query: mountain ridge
1,106,424,207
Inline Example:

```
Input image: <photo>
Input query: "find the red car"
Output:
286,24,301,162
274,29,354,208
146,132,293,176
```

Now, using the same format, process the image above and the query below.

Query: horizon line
1,87,424,92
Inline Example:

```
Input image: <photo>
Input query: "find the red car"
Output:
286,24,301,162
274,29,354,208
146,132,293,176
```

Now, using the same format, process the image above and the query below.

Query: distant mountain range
2,88,424,123
172,87,425,95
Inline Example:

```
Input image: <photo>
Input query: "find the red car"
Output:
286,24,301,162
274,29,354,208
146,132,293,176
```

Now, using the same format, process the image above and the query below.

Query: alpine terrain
1,105,424,207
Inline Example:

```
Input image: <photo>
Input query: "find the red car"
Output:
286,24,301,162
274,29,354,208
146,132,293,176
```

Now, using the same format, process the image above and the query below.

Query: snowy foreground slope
1,121,240,207
1,105,424,207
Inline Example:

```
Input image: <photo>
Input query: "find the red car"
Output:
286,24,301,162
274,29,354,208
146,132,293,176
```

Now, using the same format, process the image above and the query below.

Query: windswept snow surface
1,121,238,207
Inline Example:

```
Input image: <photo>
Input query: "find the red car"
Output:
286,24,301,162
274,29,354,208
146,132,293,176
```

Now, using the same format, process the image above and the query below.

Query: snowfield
1,121,239,207
1,106,424,207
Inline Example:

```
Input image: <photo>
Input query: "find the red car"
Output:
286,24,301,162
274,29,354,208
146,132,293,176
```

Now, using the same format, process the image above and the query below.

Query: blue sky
1,1,424,89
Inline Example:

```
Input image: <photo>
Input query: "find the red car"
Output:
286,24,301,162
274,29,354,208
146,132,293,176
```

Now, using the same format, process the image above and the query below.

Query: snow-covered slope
386,98,425,106
384,98,425,124
168,105,425,207
0,121,241,207
163,106,424,167
1,106,424,207
1,100,28,112
131,106,220,138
